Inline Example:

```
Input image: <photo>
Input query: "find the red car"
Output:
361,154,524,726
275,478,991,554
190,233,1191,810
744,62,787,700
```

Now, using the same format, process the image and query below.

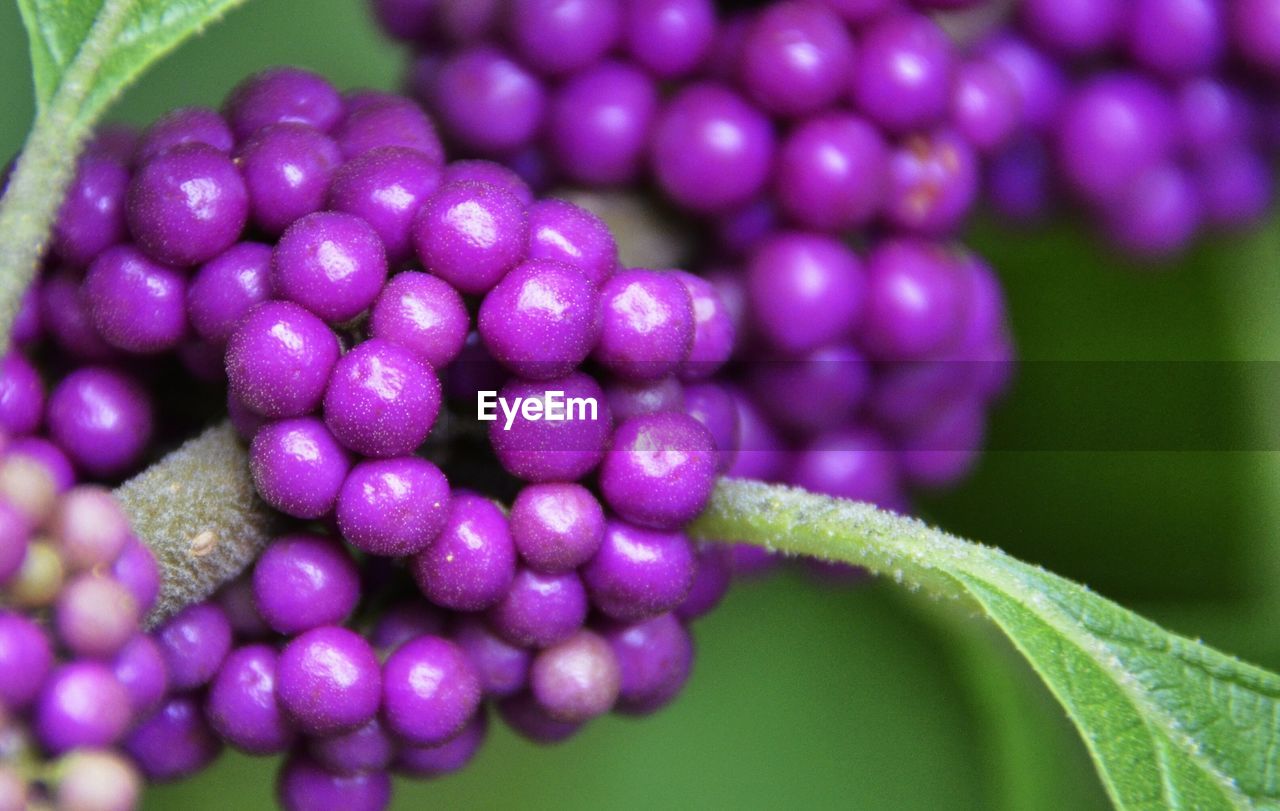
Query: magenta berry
323,338,441,458
277,626,382,736
581,520,696,621
412,179,529,295
381,635,481,745
508,482,605,573
251,533,360,634
250,417,351,519
479,259,601,380
273,211,388,324
411,492,516,611
368,271,469,369
601,412,718,530
84,245,188,354
127,143,249,266
336,457,451,556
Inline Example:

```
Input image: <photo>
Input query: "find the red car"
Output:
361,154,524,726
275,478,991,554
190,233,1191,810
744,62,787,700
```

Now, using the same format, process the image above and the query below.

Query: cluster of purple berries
0,440,161,810
372,0,1015,525
983,1,1280,257
0,64,746,809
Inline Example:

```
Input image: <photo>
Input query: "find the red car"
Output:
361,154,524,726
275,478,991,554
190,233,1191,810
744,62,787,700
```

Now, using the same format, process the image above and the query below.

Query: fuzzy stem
687,478,980,608
113,422,274,627
0,0,138,352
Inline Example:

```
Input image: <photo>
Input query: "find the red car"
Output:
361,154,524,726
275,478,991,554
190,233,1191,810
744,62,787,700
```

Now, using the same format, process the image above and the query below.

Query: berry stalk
114,422,275,627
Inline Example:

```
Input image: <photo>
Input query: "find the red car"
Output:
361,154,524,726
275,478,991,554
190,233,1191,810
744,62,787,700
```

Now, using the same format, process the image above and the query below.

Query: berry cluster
983,2,1279,257
0,441,158,810
372,0,1015,521
3,66,742,809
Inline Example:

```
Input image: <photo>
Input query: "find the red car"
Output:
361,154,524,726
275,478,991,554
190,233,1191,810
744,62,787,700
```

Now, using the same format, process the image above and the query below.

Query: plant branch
0,0,137,352
114,421,275,627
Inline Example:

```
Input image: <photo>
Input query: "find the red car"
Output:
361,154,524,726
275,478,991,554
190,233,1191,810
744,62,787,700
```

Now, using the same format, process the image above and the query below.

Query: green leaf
690,480,1280,811
0,0,248,348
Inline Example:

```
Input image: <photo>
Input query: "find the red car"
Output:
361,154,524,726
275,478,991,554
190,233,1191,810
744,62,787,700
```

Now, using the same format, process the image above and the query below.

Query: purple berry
84,245,188,353
440,159,534,204
411,492,516,611
277,626,382,736
224,67,343,139
136,106,234,163
1056,74,1176,204
381,635,481,745
370,601,446,652
479,259,601,380
227,301,341,419
622,0,715,78
250,417,351,519
309,718,395,776
0,352,43,436
951,60,1022,153
651,83,775,214
252,533,360,633
125,695,224,781
601,412,718,529
775,113,888,232
328,147,443,263
547,62,659,186
273,211,388,324
369,271,469,369
412,180,529,295
508,0,623,75
678,543,733,620
127,143,249,266
509,482,605,573
35,662,132,753
1018,0,1123,56
488,373,613,482
487,567,589,648
206,644,295,754
333,96,445,163
525,199,619,287
859,239,966,361
155,601,232,690
112,633,168,716
452,615,531,698
237,123,342,236
336,457,451,556
187,242,273,345
594,269,695,381
582,520,696,621
672,271,735,380
851,14,954,133
47,367,153,478
0,611,52,710
111,536,161,612
739,1,855,117
428,46,546,156
40,269,117,361
682,381,739,473
746,232,864,354
277,754,391,811
789,427,902,507
497,691,581,743
394,710,488,777
884,129,979,236
53,152,129,267
323,338,441,458
1128,0,1222,76
604,612,694,714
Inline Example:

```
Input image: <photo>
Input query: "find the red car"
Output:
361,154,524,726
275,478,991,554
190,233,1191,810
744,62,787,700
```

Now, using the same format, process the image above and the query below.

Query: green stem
688,478,980,607
0,0,134,351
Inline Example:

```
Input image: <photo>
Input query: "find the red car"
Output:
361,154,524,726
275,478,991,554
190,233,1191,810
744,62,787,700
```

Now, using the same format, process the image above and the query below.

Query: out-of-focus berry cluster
983,0,1279,257
373,0,1015,533
0,439,158,811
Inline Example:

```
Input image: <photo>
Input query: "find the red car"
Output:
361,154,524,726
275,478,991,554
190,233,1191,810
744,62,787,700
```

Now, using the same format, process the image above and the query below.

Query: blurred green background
4,2,1279,808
